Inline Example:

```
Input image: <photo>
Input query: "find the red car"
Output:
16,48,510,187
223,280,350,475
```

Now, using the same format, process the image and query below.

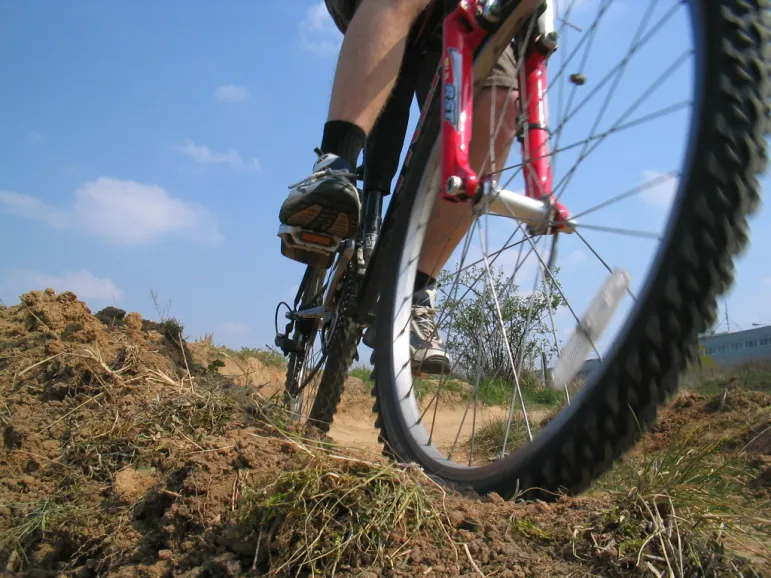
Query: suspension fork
520,42,554,199
440,0,487,200
441,0,571,229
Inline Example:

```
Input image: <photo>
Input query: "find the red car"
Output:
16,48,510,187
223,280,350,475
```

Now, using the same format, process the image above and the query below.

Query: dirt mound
186,340,285,395
622,385,771,506
641,386,770,455
1,290,768,577
0,290,294,576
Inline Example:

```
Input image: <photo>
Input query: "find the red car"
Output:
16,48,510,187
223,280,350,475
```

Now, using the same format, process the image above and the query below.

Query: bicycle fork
442,0,574,234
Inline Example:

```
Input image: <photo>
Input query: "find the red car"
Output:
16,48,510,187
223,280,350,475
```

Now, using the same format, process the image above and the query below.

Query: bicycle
274,0,769,500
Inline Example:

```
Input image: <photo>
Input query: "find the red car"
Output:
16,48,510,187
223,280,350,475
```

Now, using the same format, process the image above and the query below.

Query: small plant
205,359,226,374
511,517,551,540
0,499,74,566
149,289,173,323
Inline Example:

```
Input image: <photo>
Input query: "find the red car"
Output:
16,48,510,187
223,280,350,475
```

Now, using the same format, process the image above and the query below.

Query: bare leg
328,0,431,132
279,0,431,256
418,87,519,278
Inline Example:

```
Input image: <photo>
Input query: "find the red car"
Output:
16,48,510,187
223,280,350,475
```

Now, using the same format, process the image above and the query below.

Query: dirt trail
1,289,768,577
329,389,548,457
187,345,545,459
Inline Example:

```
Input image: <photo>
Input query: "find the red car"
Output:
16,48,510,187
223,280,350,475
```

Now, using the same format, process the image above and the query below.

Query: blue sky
1,0,769,355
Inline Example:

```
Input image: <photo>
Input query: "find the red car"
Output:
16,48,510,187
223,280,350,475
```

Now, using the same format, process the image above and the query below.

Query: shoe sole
369,348,450,377
280,242,336,269
279,184,361,239
366,331,450,376
411,355,452,376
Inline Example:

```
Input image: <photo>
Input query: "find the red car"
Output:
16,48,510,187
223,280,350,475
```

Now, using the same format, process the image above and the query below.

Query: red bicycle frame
440,0,570,228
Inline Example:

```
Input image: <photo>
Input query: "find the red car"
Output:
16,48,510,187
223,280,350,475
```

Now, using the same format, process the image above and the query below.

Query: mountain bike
274,0,769,500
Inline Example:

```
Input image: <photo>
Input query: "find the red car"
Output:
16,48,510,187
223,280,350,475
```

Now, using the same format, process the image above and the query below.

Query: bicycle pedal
278,225,342,268
279,224,341,252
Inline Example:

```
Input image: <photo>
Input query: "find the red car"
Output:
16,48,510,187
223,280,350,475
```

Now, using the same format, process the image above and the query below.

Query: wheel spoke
570,171,680,220
574,227,638,302
488,101,691,181
478,219,534,442
571,223,661,240
554,48,692,203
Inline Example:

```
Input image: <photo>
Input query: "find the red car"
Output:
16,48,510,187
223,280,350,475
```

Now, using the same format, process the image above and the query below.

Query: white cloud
640,170,679,210
174,139,260,170
0,177,222,245
222,321,250,335
174,139,240,166
214,85,250,103
299,1,342,57
1,269,124,304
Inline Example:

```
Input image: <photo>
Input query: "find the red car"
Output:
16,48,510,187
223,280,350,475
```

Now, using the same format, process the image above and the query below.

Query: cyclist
279,0,521,373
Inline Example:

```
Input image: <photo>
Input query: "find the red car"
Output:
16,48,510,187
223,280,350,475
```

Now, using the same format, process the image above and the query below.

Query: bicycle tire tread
306,268,363,432
281,267,359,433
306,316,359,432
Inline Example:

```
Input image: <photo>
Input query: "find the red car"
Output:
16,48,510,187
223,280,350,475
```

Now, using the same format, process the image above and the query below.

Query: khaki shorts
324,0,518,108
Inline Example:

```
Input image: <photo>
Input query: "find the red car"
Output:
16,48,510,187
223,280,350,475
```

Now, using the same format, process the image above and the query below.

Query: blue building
570,325,771,376
700,324,771,366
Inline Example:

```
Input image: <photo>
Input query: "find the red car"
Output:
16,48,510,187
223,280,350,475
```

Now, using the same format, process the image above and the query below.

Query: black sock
320,120,366,168
414,271,437,293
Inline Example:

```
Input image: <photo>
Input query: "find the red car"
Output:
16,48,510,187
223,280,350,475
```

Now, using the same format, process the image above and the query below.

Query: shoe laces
287,148,357,189
411,305,443,347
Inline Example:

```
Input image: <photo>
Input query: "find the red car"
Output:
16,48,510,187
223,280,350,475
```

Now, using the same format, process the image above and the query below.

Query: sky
0,0,769,358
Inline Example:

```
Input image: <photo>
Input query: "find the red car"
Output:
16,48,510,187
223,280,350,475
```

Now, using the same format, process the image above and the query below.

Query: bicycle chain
325,262,362,361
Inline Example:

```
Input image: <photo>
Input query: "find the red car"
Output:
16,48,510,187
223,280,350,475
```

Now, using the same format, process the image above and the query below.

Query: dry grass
239,453,453,576
585,417,771,575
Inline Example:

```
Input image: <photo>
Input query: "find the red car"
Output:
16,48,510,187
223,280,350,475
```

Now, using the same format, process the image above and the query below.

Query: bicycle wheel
372,0,769,499
281,266,325,423
281,264,361,432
